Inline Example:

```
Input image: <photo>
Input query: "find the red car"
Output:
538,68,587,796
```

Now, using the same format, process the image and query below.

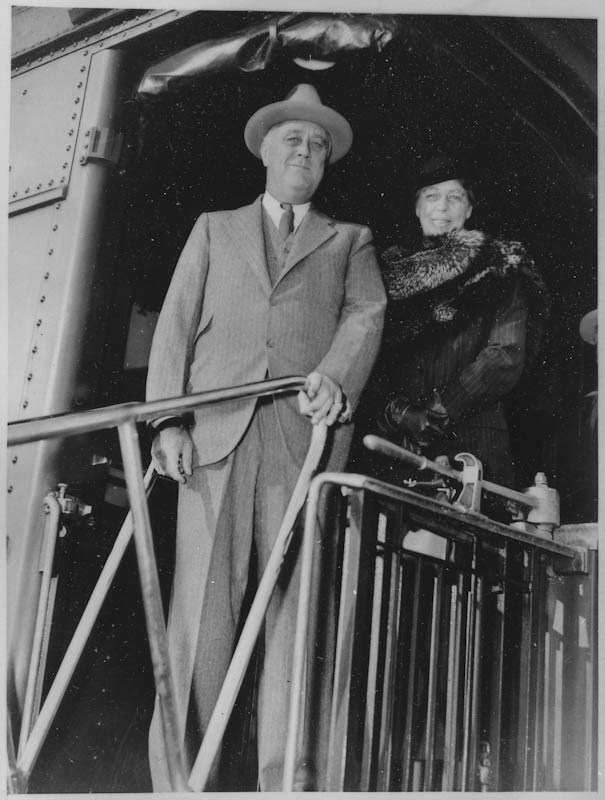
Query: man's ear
260,135,270,167
465,204,473,220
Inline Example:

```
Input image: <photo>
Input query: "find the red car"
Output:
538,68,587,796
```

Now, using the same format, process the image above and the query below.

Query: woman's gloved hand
378,392,449,448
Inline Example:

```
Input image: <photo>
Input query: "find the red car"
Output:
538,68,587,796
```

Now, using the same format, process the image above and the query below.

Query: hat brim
244,99,352,164
579,309,598,345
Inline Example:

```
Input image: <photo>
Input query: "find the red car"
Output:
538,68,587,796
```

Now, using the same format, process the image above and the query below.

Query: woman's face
415,179,473,236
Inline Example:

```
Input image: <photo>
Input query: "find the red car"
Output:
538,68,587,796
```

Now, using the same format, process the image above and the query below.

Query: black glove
379,394,449,448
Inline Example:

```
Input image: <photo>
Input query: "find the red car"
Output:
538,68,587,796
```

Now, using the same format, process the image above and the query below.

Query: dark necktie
279,202,294,239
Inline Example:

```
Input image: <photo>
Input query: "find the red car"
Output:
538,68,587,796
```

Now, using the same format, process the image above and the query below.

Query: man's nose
296,138,310,157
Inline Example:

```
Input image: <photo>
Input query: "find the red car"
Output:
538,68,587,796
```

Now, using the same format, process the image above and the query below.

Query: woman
369,154,549,487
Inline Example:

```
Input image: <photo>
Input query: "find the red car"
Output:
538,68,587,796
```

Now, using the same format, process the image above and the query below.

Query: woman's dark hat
414,153,473,191
244,83,353,164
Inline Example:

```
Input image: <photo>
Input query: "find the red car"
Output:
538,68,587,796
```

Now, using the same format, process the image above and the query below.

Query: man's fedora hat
244,83,353,164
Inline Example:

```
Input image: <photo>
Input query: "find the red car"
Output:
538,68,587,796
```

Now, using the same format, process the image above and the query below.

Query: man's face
261,120,330,204
415,179,473,236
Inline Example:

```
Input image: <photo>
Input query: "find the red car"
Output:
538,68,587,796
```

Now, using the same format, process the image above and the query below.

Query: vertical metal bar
401,557,422,789
461,542,481,792
324,494,363,790
515,547,535,790
359,513,386,790
443,574,464,790
117,420,187,792
17,494,62,761
375,517,402,790
423,567,443,790
530,553,548,789
487,546,506,789
326,487,377,791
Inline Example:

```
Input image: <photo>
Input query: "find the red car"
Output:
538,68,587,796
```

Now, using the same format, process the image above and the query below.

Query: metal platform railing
7,376,319,793
282,472,588,792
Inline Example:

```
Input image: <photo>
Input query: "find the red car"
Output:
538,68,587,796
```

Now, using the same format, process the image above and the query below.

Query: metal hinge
81,126,123,166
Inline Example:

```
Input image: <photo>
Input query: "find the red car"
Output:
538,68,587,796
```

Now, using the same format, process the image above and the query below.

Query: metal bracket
454,452,483,512
82,126,123,166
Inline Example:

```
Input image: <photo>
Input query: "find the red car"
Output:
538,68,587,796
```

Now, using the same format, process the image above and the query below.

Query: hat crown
284,83,324,107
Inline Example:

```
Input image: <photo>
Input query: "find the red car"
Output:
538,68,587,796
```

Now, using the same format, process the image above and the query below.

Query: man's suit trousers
148,397,333,791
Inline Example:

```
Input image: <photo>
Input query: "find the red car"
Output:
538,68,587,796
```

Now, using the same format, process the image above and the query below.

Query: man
146,84,386,791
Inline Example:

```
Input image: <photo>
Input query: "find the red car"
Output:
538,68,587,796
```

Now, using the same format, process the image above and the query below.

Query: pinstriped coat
146,195,386,468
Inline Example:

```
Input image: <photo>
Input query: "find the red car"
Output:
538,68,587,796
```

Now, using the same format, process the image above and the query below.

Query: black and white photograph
4,1,600,795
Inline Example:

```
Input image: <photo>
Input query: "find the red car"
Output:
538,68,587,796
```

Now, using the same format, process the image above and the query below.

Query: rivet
84,50,89,56
84,37,89,42
22,89,27,95
48,180,54,186
36,183,42,190
44,272,50,279
7,486,13,494
60,177,66,183
40,295,46,303
72,113,77,120
77,82,83,88
36,319,42,327
79,156,86,165
12,455,18,463
12,192,17,198
80,66,86,72
61,47,65,52
62,163,68,169
55,203,61,209
27,373,33,381
66,145,71,151
22,400,29,408
24,187,30,193
84,143,89,149
85,130,90,137
48,249,54,255
32,346,38,353
69,129,74,135
74,97,80,104
53,224,58,231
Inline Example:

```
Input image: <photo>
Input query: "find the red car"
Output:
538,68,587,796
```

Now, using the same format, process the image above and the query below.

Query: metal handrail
9,376,308,792
7,376,306,445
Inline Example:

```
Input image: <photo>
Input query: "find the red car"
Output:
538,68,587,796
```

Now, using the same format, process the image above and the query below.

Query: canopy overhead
137,14,402,97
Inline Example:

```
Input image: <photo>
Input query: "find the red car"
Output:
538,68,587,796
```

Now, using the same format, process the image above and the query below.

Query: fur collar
380,228,549,354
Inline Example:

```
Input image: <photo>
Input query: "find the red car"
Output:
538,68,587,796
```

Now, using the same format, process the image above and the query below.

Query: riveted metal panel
9,49,91,211
8,201,64,419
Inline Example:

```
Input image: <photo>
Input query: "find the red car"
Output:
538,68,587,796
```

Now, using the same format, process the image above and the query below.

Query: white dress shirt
262,191,310,233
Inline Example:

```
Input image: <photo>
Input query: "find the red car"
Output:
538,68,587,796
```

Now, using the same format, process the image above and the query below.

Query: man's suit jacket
146,196,386,467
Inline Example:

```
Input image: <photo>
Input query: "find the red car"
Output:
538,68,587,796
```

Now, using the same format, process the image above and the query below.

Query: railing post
117,420,188,792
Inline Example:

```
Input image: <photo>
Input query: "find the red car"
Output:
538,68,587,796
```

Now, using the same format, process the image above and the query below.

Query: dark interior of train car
25,13,597,792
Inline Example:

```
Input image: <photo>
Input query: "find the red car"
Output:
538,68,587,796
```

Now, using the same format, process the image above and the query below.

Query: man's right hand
151,426,194,483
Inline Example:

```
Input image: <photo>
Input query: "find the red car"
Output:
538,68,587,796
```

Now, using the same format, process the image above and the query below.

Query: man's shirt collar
262,191,310,232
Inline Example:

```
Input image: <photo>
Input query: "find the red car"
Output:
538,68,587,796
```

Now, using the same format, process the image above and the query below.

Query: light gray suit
146,196,385,789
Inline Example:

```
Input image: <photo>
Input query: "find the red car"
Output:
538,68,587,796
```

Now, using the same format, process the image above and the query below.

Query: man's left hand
298,371,352,425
